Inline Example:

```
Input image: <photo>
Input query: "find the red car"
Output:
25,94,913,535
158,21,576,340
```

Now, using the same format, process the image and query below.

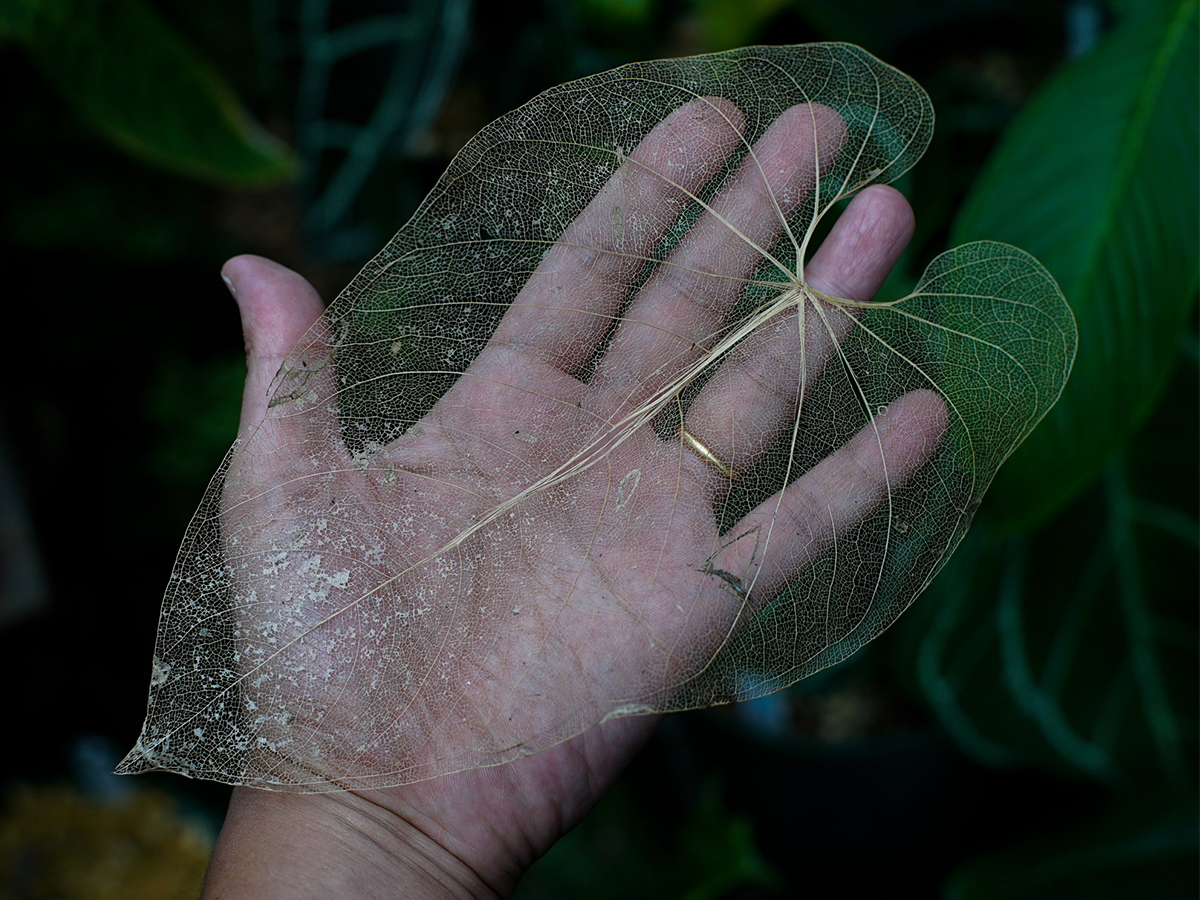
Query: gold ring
679,427,738,480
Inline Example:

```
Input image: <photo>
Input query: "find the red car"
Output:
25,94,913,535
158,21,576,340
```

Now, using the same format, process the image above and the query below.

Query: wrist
201,787,499,900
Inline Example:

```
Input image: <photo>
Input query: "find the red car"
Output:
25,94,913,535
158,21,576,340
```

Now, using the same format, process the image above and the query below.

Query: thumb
221,255,327,432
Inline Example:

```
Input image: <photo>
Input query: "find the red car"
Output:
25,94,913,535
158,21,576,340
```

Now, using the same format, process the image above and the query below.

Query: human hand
199,99,941,898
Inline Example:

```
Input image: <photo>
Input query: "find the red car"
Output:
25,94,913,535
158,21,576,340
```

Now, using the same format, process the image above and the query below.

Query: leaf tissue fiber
119,44,1076,791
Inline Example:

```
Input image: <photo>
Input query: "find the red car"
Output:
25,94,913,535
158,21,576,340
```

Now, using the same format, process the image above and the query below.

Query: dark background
0,0,1195,897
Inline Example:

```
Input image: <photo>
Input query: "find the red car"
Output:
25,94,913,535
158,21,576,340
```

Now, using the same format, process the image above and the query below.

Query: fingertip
806,183,915,301
807,101,850,160
683,95,744,132
858,184,915,245
220,255,326,360
221,255,323,308
883,388,950,464
220,254,270,300
219,255,329,433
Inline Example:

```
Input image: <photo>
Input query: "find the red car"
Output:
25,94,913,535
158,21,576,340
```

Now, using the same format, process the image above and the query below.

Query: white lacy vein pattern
119,44,1076,791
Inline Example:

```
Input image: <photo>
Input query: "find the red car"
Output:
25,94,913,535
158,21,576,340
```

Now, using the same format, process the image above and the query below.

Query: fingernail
221,273,237,299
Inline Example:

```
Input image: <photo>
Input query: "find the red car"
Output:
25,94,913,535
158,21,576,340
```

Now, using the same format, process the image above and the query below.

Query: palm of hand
205,100,929,882
225,241,929,792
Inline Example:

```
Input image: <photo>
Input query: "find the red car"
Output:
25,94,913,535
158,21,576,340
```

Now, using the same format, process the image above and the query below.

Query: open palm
111,47,1075,897
180,98,940,892
208,99,940,793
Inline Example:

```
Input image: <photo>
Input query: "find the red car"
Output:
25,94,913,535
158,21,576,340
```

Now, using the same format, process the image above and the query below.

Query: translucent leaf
119,44,1075,790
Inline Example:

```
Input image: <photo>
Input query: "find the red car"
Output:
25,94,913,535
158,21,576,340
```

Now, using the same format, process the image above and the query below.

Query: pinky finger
712,388,949,603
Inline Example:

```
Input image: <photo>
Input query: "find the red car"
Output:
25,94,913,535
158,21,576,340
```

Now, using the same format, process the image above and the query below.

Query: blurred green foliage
945,796,1199,900
3,0,1195,897
902,335,1197,779
890,3,1198,894
516,779,778,900
266,0,473,260
2,0,294,186
954,0,1199,528
144,355,246,510
899,0,1198,781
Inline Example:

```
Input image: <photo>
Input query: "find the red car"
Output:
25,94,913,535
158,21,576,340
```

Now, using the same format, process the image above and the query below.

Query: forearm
201,788,499,900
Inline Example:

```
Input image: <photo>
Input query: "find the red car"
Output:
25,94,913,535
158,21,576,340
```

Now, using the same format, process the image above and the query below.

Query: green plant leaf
952,0,1199,529
0,0,36,39
902,332,1198,784
11,0,292,187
